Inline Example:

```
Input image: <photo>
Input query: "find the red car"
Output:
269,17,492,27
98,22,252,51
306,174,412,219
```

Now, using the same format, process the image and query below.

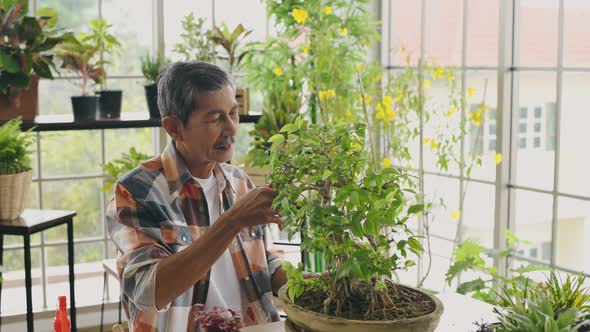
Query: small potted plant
80,19,122,119
259,118,444,331
0,1,68,120
210,23,253,115
0,117,34,220
57,35,105,121
140,54,169,118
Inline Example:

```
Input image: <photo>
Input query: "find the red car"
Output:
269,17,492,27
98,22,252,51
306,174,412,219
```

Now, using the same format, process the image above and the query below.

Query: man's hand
225,187,283,229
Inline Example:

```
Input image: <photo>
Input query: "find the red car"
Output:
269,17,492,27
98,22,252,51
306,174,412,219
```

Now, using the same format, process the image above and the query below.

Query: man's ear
161,116,183,141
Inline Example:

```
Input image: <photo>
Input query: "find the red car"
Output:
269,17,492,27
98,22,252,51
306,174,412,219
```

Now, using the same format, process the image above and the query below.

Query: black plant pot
71,96,99,121
144,84,160,118
97,89,122,119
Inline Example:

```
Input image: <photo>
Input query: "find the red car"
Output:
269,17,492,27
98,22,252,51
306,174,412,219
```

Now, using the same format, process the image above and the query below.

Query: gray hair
157,61,233,124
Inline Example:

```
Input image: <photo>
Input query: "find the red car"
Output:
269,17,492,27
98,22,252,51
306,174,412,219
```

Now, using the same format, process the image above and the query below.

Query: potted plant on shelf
210,23,252,115
0,117,34,220
80,19,122,119
259,118,443,331
57,35,105,121
173,13,217,63
140,54,168,118
0,1,68,121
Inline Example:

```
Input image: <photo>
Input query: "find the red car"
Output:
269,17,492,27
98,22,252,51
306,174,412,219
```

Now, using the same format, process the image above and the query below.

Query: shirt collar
161,141,234,195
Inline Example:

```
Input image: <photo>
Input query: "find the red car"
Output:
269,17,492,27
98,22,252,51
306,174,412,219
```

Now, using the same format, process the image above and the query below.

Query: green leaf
349,212,363,238
267,134,285,144
0,53,21,73
457,278,486,294
407,204,424,214
35,7,58,29
408,237,424,254
321,169,332,180
279,123,297,133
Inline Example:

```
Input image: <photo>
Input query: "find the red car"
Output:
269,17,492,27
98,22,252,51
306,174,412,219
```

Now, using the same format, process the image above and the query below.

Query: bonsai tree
173,13,216,63
79,18,121,89
262,118,436,321
209,23,252,75
57,35,105,96
0,1,68,94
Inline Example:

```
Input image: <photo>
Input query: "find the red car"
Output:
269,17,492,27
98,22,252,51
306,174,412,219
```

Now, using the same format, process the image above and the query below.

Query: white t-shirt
193,174,244,314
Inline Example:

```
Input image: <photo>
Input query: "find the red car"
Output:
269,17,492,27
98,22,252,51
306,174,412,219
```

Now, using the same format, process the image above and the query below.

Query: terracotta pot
279,284,444,332
0,77,39,121
235,87,249,115
0,170,33,221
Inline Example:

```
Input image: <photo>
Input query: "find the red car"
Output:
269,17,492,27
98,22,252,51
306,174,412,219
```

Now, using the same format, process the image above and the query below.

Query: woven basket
0,170,33,221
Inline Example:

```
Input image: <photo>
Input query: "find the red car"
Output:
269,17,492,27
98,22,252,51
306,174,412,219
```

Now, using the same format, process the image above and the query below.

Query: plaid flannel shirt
106,142,281,332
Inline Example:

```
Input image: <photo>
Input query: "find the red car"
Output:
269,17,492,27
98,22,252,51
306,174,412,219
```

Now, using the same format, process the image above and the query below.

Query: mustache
214,136,236,147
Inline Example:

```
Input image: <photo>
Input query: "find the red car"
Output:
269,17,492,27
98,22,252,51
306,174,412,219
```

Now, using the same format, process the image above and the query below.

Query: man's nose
224,116,239,136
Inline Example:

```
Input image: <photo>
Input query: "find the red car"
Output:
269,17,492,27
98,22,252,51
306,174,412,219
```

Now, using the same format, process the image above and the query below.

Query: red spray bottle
53,296,71,332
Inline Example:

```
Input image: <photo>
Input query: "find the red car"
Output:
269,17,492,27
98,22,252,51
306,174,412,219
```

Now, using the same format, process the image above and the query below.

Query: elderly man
106,61,286,331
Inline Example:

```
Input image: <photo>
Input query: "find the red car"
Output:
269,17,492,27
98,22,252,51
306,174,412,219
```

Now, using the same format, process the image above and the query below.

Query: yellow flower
383,158,392,168
356,64,363,72
452,210,461,220
363,95,371,104
376,103,384,113
292,8,309,24
382,95,393,106
494,153,503,165
302,45,310,55
386,108,396,120
423,137,431,145
323,6,332,14
469,110,482,126
376,110,385,120
446,107,456,117
448,73,455,82
432,67,444,79
340,27,348,36
273,66,283,76
423,79,431,89
345,111,353,119
430,140,439,150
319,89,336,101
467,87,475,97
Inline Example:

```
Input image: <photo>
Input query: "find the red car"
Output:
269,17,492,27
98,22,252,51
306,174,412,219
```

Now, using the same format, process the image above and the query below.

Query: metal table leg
24,234,34,332
67,220,77,331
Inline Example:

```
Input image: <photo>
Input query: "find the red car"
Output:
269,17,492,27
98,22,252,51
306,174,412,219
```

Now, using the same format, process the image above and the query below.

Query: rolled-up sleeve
106,182,172,312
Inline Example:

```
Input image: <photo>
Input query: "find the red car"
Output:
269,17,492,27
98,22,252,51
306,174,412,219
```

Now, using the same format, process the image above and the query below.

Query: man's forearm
155,211,241,309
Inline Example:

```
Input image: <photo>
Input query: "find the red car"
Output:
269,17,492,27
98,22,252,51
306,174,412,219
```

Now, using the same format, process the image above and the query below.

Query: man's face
174,85,239,167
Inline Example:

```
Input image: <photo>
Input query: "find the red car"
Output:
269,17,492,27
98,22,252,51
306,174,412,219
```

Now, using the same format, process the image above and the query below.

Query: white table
241,291,497,332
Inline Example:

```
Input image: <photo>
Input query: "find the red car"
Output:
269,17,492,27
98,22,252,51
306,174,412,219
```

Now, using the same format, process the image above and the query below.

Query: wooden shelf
1,113,261,132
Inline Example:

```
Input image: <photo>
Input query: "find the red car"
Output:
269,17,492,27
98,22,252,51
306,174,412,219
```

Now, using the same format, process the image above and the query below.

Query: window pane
564,1,590,67
233,123,255,165
105,128,155,163
515,72,556,190
560,73,590,197
421,242,454,292
38,79,80,116
517,0,558,67
556,197,590,272
213,0,268,43
466,0,499,66
102,0,153,76
1,248,42,273
390,0,422,65
423,175,460,239
463,183,495,248
465,71,498,181
424,0,463,66
164,0,214,60
43,179,103,240
39,0,97,32
512,190,553,263
41,131,102,177
46,242,104,266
